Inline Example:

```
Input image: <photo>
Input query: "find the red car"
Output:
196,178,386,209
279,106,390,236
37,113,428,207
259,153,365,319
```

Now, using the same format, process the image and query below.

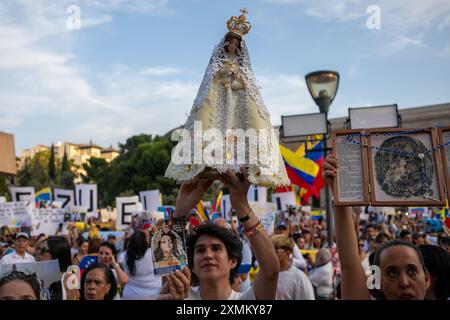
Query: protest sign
116,196,140,229
248,185,267,203
139,190,161,212
31,208,66,236
408,207,428,218
0,259,61,289
82,231,126,251
10,186,35,207
220,194,232,220
157,206,175,221
0,201,32,228
0,197,5,203
75,184,97,217
63,210,87,223
54,188,75,209
271,192,296,211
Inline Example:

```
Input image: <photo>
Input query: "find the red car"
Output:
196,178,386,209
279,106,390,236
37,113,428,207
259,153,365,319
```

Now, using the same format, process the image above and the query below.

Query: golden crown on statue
226,8,251,37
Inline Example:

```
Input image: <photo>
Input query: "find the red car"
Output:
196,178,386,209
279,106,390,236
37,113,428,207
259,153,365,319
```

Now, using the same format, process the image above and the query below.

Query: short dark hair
0,270,42,300
375,232,391,243
399,230,412,239
80,263,117,300
99,241,117,260
76,237,88,247
187,223,242,285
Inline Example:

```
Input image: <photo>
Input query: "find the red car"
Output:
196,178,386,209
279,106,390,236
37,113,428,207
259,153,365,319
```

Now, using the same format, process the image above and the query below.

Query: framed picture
332,130,370,206
367,128,445,207
151,223,188,276
437,126,450,203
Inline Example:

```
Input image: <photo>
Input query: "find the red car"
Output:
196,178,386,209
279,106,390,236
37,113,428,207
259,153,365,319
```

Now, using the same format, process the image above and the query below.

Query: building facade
19,141,119,182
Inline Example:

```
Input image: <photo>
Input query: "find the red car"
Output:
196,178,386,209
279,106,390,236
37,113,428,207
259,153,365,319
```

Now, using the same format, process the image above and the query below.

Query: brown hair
88,237,102,254
224,31,242,53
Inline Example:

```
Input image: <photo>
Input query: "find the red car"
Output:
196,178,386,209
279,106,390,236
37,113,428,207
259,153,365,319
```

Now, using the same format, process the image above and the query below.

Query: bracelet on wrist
245,220,264,237
238,210,254,223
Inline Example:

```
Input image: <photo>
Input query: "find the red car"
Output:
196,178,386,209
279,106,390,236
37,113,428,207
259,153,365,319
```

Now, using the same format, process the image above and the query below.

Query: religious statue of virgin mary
165,9,290,188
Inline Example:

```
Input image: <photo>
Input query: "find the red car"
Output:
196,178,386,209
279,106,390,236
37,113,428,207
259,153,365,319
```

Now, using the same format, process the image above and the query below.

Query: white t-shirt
240,276,252,292
0,251,35,265
187,286,256,300
289,215,300,226
122,248,162,300
277,266,315,300
308,262,333,298
361,257,370,276
292,243,307,270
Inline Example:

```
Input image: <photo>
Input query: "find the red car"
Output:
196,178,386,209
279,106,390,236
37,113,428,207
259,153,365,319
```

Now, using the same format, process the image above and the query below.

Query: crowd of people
1,159,449,301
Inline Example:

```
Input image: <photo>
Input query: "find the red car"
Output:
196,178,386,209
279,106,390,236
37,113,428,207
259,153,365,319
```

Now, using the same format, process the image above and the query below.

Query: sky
1,0,449,154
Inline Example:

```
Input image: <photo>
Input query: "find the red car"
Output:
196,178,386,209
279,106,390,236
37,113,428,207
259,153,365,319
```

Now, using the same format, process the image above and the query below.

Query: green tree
61,147,70,172
48,144,56,180
0,175,7,196
81,134,179,207
58,147,75,189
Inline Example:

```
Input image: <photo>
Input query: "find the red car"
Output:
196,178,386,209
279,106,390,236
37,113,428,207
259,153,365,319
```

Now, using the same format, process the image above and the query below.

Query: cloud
263,0,450,54
438,15,450,31
140,67,183,76
0,0,190,151
86,0,169,15
257,74,313,125
382,33,424,54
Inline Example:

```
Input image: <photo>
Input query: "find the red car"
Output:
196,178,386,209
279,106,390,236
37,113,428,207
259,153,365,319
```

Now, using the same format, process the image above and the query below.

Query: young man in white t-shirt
159,168,280,300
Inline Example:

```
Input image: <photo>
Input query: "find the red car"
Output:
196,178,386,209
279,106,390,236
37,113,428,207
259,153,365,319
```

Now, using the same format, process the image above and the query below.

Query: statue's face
226,38,240,53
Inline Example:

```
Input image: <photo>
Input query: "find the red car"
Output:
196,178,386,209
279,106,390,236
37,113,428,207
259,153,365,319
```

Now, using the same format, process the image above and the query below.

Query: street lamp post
305,71,340,248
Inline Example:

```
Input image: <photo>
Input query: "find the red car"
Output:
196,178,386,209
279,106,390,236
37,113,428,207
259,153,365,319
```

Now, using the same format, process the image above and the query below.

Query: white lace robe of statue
165,12,289,188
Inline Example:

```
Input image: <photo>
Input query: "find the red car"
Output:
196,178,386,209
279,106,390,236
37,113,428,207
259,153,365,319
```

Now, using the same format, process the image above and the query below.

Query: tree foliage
15,134,213,207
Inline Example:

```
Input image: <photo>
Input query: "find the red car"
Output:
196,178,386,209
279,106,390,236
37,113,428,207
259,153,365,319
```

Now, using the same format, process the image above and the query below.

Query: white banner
75,184,97,217
271,192,296,211
116,196,140,230
0,197,5,203
31,208,66,236
248,185,267,203
0,259,61,289
10,186,35,206
0,201,32,228
220,194,232,220
54,188,75,209
139,190,161,212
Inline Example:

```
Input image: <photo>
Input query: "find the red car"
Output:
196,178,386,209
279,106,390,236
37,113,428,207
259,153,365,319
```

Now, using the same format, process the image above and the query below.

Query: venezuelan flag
279,144,319,189
35,187,52,203
196,200,210,222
